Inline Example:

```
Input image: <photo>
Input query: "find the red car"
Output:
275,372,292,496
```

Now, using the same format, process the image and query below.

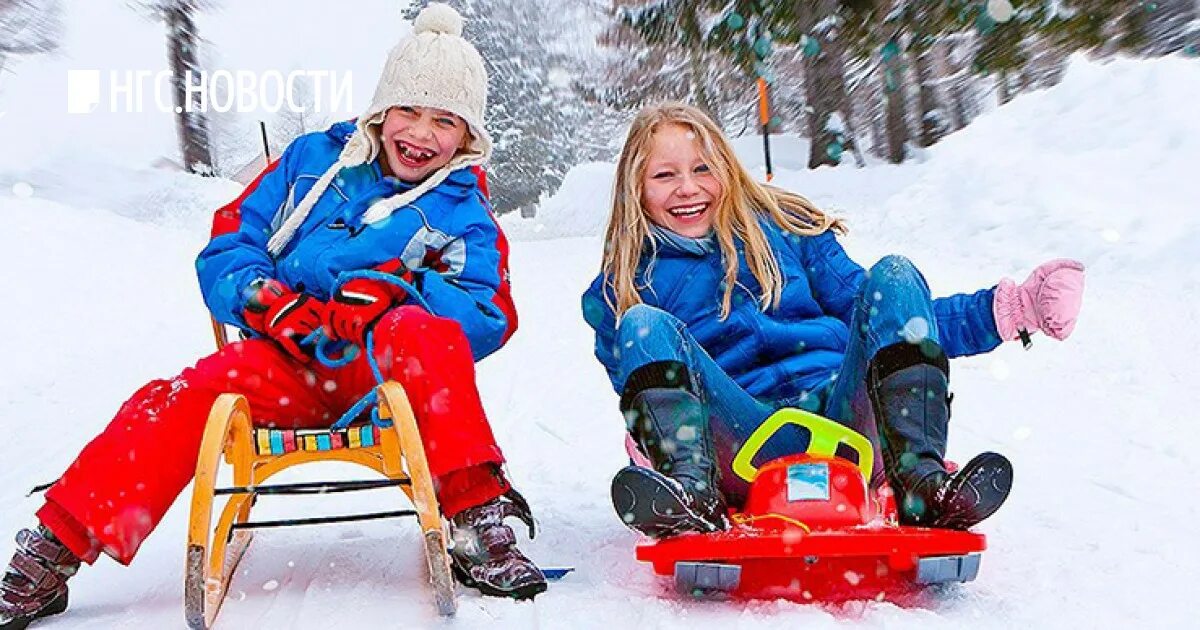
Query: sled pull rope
303,272,435,431
730,512,811,533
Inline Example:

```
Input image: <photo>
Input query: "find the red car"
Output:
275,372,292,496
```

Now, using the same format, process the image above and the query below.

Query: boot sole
450,563,547,601
611,466,720,539
0,591,67,630
934,452,1014,530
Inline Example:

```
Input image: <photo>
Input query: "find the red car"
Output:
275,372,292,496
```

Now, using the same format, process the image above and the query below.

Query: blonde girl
582,102,1085,537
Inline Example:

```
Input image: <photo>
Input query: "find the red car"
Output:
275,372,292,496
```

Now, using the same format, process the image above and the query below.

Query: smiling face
378,105,469,183
641,123,724,238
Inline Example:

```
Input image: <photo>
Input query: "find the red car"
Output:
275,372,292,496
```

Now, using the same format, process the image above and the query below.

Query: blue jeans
614,255,941,504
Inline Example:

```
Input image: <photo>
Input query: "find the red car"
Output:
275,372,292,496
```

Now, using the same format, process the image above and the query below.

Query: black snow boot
0,526,79,630
868,343,1014,530
449,490,547,600
611,361,727,539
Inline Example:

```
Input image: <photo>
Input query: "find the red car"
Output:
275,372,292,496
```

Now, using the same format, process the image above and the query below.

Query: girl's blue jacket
582,221,1001,400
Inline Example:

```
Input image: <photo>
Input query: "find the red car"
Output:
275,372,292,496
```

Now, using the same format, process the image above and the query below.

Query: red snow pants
38,306,507,565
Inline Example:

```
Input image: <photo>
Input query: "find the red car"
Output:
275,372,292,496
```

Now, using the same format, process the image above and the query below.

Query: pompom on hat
268,2,491,255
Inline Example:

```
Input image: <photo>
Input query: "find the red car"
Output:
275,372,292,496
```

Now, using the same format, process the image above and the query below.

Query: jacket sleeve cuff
992,278,1022,341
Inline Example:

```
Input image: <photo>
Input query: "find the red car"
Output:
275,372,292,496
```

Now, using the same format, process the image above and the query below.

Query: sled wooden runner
184,381,456,629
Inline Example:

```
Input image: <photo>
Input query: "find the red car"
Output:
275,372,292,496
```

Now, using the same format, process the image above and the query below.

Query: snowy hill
497,54,1200,629
2,4,1199,626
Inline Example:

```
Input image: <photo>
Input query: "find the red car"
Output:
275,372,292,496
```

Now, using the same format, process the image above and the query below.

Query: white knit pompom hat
267,2,492,255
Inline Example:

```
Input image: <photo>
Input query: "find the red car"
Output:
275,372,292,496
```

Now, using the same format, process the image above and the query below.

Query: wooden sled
183,381,456,628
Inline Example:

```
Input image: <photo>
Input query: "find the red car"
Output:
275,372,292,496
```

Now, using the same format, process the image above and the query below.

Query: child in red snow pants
37,305,507,565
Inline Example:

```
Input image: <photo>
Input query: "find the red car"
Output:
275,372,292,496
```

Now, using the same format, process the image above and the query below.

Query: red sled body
634,409,987,603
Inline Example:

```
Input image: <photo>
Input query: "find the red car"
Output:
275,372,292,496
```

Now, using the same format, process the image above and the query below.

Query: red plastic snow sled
635,409,986,603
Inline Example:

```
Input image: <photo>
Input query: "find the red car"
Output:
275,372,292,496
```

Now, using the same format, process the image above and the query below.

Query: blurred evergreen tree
407,0,615,214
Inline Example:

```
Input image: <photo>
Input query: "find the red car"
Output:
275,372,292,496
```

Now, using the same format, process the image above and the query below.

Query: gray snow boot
449,490,547,600
868,343,1013,530
0,526,79,630
611,362,727,539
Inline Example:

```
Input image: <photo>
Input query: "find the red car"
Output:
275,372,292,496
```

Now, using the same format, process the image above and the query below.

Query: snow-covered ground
2,2,1198,627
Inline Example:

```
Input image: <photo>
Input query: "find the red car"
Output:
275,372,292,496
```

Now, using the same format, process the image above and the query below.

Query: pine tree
134,0,219,176
794,0,859,167
899,1,965,146
0,0,62,85
269,75,327,154
608,1,866,167
1137,0,1197,55
408,0,614,214
0,0,61,56
596,0,755,125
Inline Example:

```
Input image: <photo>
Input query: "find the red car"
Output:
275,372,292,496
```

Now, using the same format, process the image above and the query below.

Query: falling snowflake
675,425,697,442
986,0,1015,22
11,182,34,198
901,317,930,343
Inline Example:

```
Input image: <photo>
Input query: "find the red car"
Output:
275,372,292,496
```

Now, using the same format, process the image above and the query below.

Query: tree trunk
1140,0,1198,55
912,47,942,147
882,40,908,164
165,3,213,176
933,41,967,132
800,0,852,169
996,70,1012,106
687,54,722,124
839,105,867,167
868,93,886,160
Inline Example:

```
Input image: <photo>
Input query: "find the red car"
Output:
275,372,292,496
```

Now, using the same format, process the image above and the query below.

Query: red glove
242,279,325,361
324,260,413,346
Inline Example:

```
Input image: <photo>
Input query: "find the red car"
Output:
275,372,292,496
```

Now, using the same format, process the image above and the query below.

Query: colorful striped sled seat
253,424,384,456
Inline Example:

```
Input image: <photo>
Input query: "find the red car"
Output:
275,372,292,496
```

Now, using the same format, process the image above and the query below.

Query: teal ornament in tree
975,11,997,35
957,4,975,24
726,12,745,29
754,63,776,83
753,35,772,60
881,40,900,61
826,139,844,161
802,36,821,58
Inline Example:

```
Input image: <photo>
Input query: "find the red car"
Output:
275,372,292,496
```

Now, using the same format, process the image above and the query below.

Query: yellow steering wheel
730,408,874,483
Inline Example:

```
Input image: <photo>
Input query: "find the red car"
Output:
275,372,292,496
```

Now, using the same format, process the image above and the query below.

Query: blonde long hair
602,102,846,319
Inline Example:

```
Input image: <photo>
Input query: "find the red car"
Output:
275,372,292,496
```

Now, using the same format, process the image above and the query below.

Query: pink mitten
993,259,1085,343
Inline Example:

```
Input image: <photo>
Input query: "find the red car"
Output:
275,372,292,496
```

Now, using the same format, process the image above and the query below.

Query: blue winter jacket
197,121,516,361
582,220,1001,400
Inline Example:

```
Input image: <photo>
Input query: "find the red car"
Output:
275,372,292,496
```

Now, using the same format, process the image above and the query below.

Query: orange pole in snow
757,78,774,182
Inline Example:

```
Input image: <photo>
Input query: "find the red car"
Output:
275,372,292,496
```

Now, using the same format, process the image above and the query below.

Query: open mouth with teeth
393,140,438,169
667,202,709,222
